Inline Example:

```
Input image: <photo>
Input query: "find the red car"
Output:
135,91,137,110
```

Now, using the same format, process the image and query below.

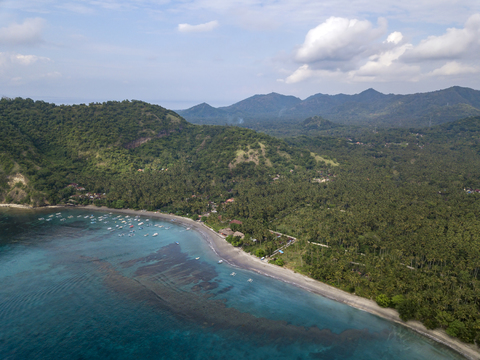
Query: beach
3,203,480,359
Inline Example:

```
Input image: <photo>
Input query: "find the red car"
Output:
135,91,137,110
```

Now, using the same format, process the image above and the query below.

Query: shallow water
0,208,465,359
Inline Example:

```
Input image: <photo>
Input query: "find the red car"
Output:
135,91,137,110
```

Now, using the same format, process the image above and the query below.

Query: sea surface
0,208,465,360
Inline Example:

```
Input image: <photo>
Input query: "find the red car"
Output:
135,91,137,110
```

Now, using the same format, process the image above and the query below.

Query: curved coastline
3,203,479,359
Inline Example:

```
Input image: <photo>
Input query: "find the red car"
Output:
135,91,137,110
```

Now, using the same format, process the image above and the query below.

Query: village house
219,228,235,237
233,231,245,239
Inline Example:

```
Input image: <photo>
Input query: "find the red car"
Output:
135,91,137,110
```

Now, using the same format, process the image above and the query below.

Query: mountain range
177,86,480,128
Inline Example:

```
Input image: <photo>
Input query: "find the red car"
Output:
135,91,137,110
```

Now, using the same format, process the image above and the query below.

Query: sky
1,0,480,109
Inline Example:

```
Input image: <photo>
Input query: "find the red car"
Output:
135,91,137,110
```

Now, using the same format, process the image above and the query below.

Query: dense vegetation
3,96,480,345
0,97,327,208
216,117,480,343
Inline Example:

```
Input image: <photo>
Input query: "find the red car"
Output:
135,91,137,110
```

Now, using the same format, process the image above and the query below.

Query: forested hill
178,86,480,129
0,97,329,207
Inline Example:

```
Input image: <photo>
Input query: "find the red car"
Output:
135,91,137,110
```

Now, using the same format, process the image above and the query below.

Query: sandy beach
3,203,479,359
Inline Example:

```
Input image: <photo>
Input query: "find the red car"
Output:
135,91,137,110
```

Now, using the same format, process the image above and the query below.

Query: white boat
38,218,44,220
195,257,200,260
107,227,112,230
186,228,190,231
152,233,158,237
138,222,144,226
248,279,253,283
230,272,236,276
218,260,223,264
144,234,149,237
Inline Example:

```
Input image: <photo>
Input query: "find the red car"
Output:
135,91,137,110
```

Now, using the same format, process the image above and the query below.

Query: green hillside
0,97,327,208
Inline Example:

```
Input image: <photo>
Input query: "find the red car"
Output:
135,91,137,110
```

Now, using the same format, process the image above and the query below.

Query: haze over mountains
177,86,480,128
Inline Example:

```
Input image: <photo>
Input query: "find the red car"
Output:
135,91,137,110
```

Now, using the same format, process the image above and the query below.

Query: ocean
0,208,465,359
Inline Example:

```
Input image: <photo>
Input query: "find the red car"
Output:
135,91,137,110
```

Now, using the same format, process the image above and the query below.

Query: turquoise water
0,208,464,359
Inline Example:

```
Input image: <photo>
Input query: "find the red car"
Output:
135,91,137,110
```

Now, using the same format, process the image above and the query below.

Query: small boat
139,227,143,230
77,215,82,218
195,257,200,260
230,272,236,276
248,279,253,283
144,234,149,237
186,228,190,231
56,212,61,215
38,218,44,220
119,226,123,229
218,260,223,264
46,218,52,221
129,225,134,228
68,216,73,219
138,222,144,226
107,227,112,230
175,241,179,245
152,233,158,237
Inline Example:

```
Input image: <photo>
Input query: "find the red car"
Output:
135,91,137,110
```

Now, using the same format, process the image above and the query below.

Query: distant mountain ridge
177,86,480,128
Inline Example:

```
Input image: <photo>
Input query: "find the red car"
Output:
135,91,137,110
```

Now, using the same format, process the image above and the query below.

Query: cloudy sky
1,0,479,109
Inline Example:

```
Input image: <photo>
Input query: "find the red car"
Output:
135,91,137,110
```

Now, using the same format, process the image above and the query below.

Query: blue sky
1,0,479,109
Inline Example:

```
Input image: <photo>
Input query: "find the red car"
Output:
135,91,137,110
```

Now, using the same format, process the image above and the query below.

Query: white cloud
386,31,402,45
0,52,50,67
428,61,479,76
284,13,480,85
0,52,55,85
403,13,480,61
178,20,219,33
294,17,387,64
285,64,313,84
0,18,46,46
352,41,416,78
285,64,342,84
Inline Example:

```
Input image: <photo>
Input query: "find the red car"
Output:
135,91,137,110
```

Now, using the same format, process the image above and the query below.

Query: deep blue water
0,208,464,359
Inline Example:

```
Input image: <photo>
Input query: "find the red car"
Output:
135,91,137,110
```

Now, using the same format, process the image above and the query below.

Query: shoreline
3,203,480,359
